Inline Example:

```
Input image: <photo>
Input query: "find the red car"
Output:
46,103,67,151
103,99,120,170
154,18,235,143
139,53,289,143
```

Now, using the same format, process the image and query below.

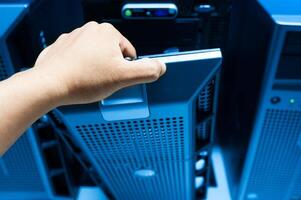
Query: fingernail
158,60,167,76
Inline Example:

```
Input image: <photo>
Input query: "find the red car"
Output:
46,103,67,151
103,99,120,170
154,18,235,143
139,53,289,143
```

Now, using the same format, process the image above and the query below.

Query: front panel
241,27,301,200
218,1,301,199
0,130,51,200
58,49,222,200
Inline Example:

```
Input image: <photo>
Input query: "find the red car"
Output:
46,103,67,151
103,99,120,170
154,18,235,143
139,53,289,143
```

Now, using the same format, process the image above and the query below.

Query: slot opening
43,145,63,170
36,123,57,143
51,173,71,196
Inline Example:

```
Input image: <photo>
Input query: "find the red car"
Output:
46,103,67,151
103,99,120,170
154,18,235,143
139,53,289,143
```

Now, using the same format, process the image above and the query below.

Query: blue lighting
154,9,169,17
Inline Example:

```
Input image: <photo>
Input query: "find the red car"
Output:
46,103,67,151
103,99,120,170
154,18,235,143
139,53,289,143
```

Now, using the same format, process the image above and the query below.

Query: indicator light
122,3,178,19
154,9,169,17
290,98,295,104
124,9,132,17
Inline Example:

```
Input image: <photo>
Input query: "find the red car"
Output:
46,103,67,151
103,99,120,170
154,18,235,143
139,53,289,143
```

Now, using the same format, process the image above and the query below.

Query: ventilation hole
245,110,301,199
195,120,212,151
73,117,186,199
198,79,215,114
51,173,71,196
197,78,215,120
36,123,56,143
43,144,63,170
0,133,45,192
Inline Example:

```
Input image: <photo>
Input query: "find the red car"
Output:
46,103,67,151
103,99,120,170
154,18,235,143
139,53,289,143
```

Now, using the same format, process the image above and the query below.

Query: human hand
34,21,166,106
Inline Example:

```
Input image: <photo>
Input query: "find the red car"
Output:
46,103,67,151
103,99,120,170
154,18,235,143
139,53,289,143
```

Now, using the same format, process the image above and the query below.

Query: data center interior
0,0,301,200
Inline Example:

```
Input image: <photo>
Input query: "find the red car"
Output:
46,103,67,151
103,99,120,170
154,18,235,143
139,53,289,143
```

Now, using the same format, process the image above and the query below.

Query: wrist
19,67,67,109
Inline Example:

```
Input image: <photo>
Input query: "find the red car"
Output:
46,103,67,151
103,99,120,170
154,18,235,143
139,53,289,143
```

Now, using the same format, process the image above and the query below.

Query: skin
0,22,166,156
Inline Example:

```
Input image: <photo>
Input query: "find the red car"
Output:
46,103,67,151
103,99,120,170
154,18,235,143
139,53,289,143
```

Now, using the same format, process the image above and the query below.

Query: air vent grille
196,119,212,150
75,117,189,200
291,170,301,199
76,117,185,162
198,79,215,115
0,133,45,192
197,120,211,141
245,109,301,200
0,55,8,80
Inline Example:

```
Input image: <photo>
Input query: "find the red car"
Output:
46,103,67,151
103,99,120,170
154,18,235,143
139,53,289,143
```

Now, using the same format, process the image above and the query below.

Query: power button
270,96,281,104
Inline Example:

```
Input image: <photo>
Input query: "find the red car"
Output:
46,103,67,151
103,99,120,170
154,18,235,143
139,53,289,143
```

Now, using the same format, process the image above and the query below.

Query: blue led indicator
154,9,169,17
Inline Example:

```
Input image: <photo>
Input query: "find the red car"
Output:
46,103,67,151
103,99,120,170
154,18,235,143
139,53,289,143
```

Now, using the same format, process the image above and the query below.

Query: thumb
121,58,166,86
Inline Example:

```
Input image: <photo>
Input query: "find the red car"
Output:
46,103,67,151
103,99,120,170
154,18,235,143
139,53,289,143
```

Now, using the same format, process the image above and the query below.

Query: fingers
98,22,137,58
119,36,137,59
120,58,166,86
74,21,137,58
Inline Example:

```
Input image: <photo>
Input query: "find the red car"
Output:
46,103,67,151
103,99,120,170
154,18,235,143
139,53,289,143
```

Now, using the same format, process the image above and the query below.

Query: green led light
124,9,132,17
290,98,295,104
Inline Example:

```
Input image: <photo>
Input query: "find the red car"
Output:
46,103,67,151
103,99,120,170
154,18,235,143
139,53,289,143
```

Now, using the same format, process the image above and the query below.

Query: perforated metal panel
291,170,301,199
75,117,188,200
245,109,301,200
0,133,45,192
0,55,8,80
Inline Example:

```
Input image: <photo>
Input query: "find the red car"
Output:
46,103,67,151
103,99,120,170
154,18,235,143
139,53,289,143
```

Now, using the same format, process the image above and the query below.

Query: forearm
0,22,165,156
0,68,62,156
